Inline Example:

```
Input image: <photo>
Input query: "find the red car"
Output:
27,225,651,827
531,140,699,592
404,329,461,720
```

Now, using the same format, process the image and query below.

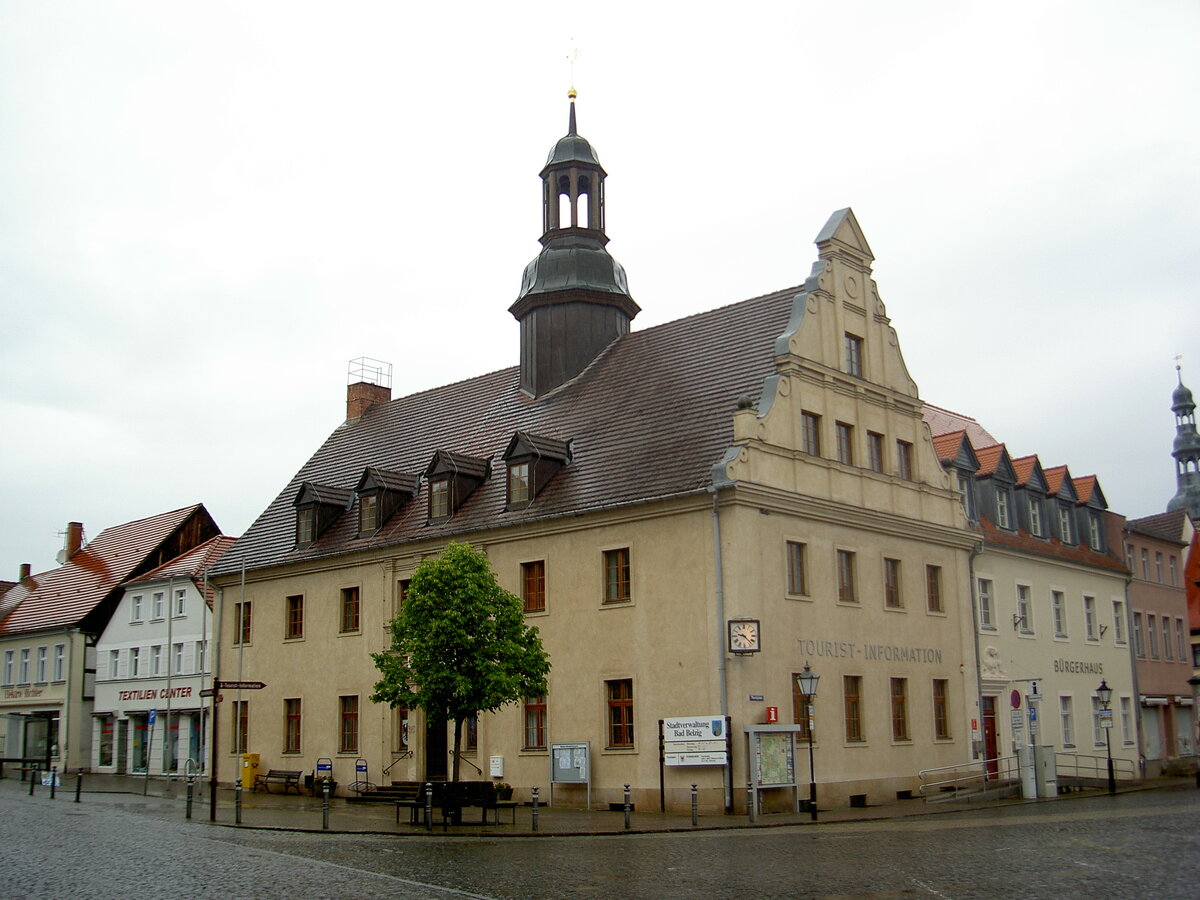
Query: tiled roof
974,444,1007,477
1126,509,1189,544
0,505,206,635
212,286,802,577
978,518,1127,574
1011,454,1039,486
0,581,14,599
922,404,998,447
1042,465,1071,496
126,534,236,606
932,430,966,462
1073,475,1099,505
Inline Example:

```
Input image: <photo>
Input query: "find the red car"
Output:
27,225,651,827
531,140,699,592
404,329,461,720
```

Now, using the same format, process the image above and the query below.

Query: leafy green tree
371,541,550,782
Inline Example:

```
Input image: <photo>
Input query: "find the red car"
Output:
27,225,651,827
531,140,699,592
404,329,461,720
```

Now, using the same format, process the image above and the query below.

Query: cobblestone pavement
2,779,1197,898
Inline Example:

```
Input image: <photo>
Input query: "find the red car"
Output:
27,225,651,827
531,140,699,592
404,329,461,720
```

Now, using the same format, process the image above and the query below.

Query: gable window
286,595,304,640
864,431,884,473
837,550,857,603
926,565,943,613
606,679,634,748
843,675,863,742
425,450,490,520
340,586,361,633
603,548,631,604
836,422,854,465
152,592,164,620
844,333,863,377
1088,513,1102,550
884,558,902,609
977,578,994,629
1028,500,1043,537
786,541,808,596
339,695,360,753
1052,591,1067,637
430,479,450,519
297,507,315,544
359,493,379,533
932,679,951,740
234,601,252,645
524,695,547,750
522,560,546,612
1124,542,1135,570
284,699,302,753
174,589,186,617
995,489,1012,528
355,467,418,537
801,412,821,456
1084,596,1097,641
508,462,531,505
957,473,976,519
1016,585,1032,633
890,678,909,741
896,440,913,480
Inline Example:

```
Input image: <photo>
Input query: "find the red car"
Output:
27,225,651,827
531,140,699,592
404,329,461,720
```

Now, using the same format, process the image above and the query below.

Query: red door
982,697,999,778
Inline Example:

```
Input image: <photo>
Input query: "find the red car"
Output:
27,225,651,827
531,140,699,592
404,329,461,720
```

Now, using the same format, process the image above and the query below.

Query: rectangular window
174,589,186,617
884,558,902,609
151,645,162,676
18,648,30,683
925,565,943,613
1134,612,1144,657
1028,500,1043,537
1177,619,1187,661
522,560,546,612
603,548,631,603
801,411,821,456
1124,542,1135,570
394,707,409,752
1084,596,1097,640
1141,549,1150,580
152,592,164,619
932,679,950,740
786,541,808,595
340,586,361,633
36,646,47,683
286,595,304,639
1091,697,1104,745
339,696,359,753
837,550,857,603
867,432,884,473
232,700,249,754
1016,585,1032,633
1060,696,1074,747
896,440,913,480
1060,508,1074,544
395,578,411,618
1169,556,1178,586
508,462,531,505
843,675,863,742
1162,618,1173,660
1052,590,1066,637
844,333,863,377
172,642,184,675
465,715,478,752
234,601,252,645
835,422,854,465
284,699,302,753
359,493,379,533
958,473,976,520
131,595,143,622
524,695,547,750
51,644,67,683
1148,613,1159,658
606,679,634,748
1154,552,1163,582
109,649,119,680
429,479,450,518
1120,697,1133,744
1112,601,1125,644
1088,514,1102,550
130,647,140,678
890,678,909,741
297,507,315,544
791,675,813,741
995,490,1011,529
197,640,207,673
978,578,994,628
2,650,13,685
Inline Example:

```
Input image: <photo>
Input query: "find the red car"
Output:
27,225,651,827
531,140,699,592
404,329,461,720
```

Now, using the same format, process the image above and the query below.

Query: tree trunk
451,717,463,782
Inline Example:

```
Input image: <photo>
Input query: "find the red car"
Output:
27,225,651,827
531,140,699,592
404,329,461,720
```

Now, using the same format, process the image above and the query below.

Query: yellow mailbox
240,752,261,789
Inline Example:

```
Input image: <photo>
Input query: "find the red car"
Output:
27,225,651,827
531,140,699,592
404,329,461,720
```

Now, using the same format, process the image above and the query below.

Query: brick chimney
346,357,393,421
64,522,83,559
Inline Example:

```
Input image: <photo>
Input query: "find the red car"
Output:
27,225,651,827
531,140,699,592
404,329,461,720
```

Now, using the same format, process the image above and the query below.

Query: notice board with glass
743,725,801,817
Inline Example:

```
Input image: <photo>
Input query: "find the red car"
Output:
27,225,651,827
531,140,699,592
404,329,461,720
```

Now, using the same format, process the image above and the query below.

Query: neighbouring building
928,409,1140,780
209,94,980,813
0,506,220,771
91,535,234,776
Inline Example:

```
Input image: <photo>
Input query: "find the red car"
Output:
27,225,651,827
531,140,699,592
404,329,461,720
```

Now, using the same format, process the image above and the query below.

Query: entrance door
116,720,128,775
982,696,999,778
424,717,448,781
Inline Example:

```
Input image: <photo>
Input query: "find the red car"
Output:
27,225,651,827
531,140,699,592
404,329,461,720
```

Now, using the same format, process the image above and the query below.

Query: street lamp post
795,664,820,821
1096,679,1115,794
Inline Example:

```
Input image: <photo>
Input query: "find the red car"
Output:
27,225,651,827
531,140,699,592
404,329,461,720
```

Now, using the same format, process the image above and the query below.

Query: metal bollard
29,772,35,796
424,782,433,832
50,766,57,800
75,772,82,803
186,775,195,819
322,779,331,830
691,783,698,826
623,783,631,830
235,783,243,825
531,786,539,832
747,782,755,823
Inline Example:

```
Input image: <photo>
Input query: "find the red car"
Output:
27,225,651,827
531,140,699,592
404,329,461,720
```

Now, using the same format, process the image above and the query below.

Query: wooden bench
253,769,303,794
397,781,516,828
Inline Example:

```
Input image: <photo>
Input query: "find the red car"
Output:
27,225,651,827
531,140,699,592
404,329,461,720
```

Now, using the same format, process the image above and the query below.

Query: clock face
729,620,760,653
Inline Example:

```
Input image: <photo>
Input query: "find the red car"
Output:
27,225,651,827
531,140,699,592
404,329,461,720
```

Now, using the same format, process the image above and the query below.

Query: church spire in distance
1166,359,1200,518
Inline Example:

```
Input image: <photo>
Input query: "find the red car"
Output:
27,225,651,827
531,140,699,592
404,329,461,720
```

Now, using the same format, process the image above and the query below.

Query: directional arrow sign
218,680,266,691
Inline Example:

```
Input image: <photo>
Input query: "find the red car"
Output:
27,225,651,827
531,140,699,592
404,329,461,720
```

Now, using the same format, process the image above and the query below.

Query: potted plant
494,782,513,800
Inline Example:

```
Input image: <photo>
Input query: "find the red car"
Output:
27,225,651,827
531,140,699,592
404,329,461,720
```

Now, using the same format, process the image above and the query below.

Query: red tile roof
0,505,209,635
1042,465,1070,496
126,535,237,605
1073,475,1099,504
922,404,998,447
932,430,967,463
978,518,1127,574
974,444,1007,477
1011,454,1039,486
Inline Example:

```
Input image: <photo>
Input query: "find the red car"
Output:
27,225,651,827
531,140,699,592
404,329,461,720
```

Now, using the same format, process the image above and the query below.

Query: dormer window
293,482,354,548
1059,506,1074,544
354,467,418,538
995,488,1012,529
425,450,490,521
502,431,571,510
1028,499,1043,537
1088,513,1102,550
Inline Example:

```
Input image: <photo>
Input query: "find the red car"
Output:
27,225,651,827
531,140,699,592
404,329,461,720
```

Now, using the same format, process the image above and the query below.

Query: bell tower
1167,365,1200,518
509,91,639,398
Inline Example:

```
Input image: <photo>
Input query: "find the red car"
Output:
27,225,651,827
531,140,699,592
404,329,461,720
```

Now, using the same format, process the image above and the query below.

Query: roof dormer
354,467,419,537
425,450,490,521
293,482,354,548
502,431,571,508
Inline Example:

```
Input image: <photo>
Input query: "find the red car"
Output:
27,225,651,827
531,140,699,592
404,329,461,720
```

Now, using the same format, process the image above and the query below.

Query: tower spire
568,88,577,135
1167,359,1200,518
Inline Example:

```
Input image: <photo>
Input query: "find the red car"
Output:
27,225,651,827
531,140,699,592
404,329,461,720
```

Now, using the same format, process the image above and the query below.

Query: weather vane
1176,353,1183,380
566,43,581,95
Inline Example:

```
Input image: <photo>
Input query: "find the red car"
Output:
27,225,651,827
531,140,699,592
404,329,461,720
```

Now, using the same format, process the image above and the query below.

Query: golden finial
568,88,577,101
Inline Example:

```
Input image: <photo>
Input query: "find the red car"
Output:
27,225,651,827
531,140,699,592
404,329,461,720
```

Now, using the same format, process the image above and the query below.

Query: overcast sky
1,1,1197,577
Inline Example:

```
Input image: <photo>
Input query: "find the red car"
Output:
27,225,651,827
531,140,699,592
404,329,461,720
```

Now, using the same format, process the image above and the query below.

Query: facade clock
728,618,761,654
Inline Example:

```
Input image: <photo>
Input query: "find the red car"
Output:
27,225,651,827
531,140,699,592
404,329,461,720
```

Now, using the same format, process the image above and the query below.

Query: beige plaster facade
1,628,92,770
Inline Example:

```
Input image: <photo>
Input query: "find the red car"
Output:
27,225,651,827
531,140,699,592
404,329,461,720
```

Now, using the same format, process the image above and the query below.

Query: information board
549,742,590,808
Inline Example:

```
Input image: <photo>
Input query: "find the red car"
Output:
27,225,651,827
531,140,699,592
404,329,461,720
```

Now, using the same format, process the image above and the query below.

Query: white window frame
52,644,65,681
36,646,47,683
1090,696,1104,746
151,645,162,676
152,592,165,620
1147,614,1159,658
1028,500,1043,537
131,595,143,622
173,642,185,675
3,650,13,685
19,648,30,683
109,649,120,679
995,490,1011,529
1112,601,1126,644
1120,696,1133,745
1084,596,1097,640
1016,585,1032,633
1052,590,1067,637
1088,514,1101,550
1060,507,1073,543
197,640,207,673
1133,613,1144,657
978,578,994,629
174,588,186,617
1162,618,1173,660
1060,696,1074,747
131,647,141,677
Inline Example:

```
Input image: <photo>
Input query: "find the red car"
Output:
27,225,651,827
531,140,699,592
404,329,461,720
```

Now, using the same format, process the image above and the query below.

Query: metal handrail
382,751,413,778
918,755,1020,797
451,750,483,776
1054,751,1136,781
